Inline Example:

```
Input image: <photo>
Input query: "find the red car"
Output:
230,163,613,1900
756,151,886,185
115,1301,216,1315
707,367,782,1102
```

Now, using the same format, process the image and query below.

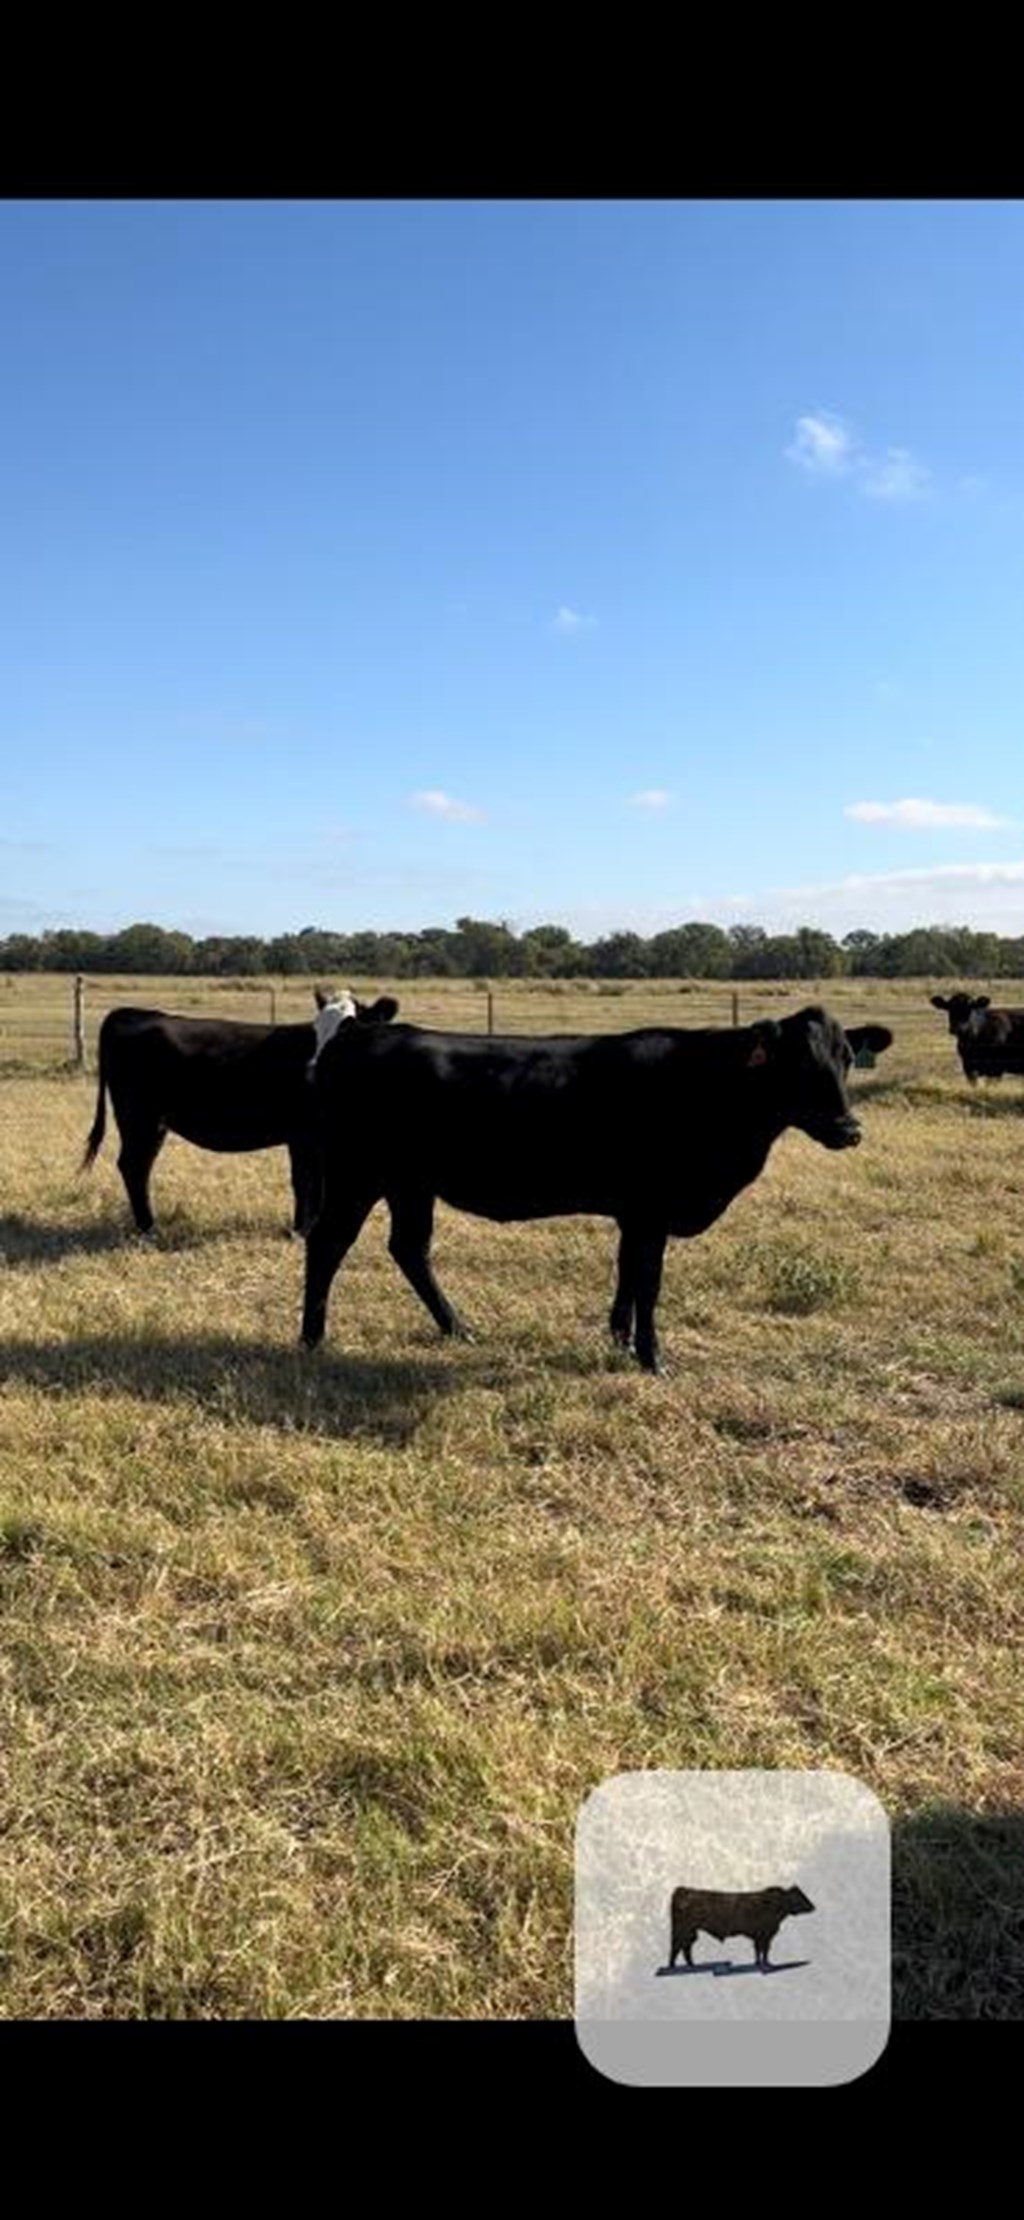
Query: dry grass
2,976,1024,2018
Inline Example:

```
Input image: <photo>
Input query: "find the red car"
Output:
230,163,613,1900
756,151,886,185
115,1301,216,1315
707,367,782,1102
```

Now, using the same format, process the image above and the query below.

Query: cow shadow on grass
0,1213,133,1264
892,1806,1024,2020
0,1333,457,1447
0,1211,296,1267
655,1960,810,1978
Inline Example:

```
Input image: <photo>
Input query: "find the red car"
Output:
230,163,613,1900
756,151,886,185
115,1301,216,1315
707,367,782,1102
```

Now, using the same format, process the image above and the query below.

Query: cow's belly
167,1113,290,1153
436,1180,610,1224
390,1165,751,1235
372,1120,613,1223
433,1151,615,1221
359,1111,772,1234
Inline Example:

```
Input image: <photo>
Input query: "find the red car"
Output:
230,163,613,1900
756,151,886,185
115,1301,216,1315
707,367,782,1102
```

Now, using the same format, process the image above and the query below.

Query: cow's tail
81,1022,109,1171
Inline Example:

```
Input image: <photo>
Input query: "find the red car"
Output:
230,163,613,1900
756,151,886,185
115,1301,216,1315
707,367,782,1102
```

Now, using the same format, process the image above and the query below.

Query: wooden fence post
486,988,494,1036
731,989,740,1027
73,974,87,1069
269,986,277,1025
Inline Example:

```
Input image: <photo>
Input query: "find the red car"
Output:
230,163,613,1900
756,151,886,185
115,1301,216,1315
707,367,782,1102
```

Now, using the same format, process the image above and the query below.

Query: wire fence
0,969,1011,1080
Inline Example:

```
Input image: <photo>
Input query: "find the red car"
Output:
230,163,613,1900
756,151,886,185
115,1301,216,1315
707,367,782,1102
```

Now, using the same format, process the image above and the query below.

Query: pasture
2,973,1024,2019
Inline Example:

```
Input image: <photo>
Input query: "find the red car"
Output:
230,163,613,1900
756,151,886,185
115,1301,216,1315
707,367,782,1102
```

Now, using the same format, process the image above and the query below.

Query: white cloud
785,412,855,476
786,412,934,503
535,856,1024,943
720,859,1024,937
795,860,1024,896
552,605,597,637
845,798,1012,831
860,447,930,502
409,789,486,825
629,789,673,811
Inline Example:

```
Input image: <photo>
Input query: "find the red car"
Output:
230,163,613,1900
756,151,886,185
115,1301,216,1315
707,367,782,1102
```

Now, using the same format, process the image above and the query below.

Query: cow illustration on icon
663,1883,815,1973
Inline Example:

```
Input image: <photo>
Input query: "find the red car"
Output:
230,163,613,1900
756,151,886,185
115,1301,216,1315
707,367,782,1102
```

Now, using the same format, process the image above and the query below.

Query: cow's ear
931,995,949,1010
847,1024,893,1057
313,988,329,1011
747,1019,781,1068
372,995,400,1023
975,995,991,1010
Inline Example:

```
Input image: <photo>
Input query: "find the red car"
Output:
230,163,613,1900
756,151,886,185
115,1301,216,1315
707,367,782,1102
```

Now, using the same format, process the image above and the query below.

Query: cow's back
102,1007,316,1152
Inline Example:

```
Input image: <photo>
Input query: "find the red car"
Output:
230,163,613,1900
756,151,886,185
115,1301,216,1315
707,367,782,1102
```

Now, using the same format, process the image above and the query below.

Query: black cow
930,992,1024,1082
668,1884,814,1970
301,1003,893,1372
82,988,399,1235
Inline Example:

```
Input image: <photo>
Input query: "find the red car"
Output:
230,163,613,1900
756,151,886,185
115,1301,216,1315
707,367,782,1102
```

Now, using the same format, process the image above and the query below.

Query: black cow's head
930,991,989,1035
747,1005,894,1150
784,1885,815,1916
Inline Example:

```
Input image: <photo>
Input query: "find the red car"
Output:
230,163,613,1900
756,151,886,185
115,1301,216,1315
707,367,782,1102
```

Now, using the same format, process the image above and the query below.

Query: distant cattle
301,1003,893,1372
82,989,399,1235
669,1883,814,1970
930,992,1024,1082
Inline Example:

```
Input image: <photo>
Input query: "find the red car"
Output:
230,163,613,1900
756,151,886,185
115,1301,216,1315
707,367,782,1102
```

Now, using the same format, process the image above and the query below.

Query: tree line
3,917,1024,979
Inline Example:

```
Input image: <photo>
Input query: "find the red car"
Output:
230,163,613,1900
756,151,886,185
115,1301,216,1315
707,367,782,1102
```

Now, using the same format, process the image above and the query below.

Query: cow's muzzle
806,1114,862,1151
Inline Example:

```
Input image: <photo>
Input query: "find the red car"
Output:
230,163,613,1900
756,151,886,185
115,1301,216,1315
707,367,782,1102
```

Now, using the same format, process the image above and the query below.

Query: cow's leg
630,1226,668,1374
116,1122,165,1234
387,1192,472,1340
609,1224,636,1348
288,1135,322,1238
301,1191,376,1348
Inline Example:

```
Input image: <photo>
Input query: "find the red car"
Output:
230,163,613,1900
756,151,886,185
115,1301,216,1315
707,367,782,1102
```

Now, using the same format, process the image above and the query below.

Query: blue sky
4,197,1024,942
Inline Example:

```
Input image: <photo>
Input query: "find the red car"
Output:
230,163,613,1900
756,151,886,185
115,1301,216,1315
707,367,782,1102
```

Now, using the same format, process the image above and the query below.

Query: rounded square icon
575,1769,890,2087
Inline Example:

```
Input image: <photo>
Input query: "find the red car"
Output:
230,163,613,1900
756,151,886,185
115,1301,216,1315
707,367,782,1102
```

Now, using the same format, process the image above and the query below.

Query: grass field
2,974,1024,2019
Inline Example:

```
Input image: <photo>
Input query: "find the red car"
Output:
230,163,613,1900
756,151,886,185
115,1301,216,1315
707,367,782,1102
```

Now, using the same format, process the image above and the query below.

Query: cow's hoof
444,1320,474,1343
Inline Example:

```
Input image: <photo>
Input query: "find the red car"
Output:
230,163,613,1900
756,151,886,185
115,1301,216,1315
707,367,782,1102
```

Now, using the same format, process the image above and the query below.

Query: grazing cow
930,992,1024,1083
301,1003,893,1372
668,1884,814,1970
82,988,399,1235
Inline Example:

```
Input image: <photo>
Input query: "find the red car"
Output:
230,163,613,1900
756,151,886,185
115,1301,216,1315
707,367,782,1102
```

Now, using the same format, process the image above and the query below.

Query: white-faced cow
82,989,399,1236
930,992,1024,1082
300,1002,893,1373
